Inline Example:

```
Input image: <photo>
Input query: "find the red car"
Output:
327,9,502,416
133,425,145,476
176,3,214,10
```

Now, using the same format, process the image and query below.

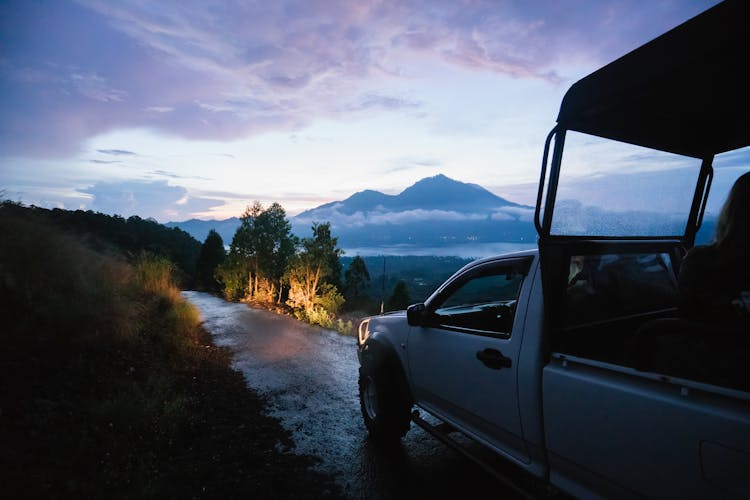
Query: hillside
0,202,341,499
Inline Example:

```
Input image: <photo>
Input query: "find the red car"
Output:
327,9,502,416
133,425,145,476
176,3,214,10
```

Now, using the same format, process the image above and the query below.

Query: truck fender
360,335,413,406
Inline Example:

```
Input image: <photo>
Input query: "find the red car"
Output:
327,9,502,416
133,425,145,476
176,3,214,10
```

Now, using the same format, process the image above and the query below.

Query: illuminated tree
285,222,344,325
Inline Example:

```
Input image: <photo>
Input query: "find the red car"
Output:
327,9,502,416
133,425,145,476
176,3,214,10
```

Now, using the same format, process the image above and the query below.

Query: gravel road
184,291,526,499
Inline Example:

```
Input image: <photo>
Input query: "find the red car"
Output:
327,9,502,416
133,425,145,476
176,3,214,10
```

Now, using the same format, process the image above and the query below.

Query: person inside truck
678,171,750,324
568,254,586,287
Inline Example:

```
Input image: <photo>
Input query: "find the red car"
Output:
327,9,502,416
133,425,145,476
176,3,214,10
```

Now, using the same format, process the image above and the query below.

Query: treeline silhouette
1,201,200,283
0,200,472,329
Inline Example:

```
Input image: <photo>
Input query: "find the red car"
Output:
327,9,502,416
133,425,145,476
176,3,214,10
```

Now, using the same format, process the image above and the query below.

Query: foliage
0,207,138,341
0,206,341,498
202,205,352,330
285,222,343,318
254,202,297,302
136,253,175,296
222,201,296,303
386,279,412,311
340,255,471,305
344,255,371,300
335,318,355,336
215,252,250,301
291,284,344,329
0,200,201,282
196,229,226,292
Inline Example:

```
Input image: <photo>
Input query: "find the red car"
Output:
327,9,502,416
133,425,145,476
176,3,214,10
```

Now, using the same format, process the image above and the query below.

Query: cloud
148,170,212,181
97,149,137,156
385,156,442,174
492,206,534,222
0,0,715,157
145,106,174,113
343,92,422,113
70,72,128,102
79,180,224,222
295,206,523,230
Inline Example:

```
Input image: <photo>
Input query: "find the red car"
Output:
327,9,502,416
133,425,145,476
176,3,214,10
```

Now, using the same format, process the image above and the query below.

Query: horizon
3,1,743,224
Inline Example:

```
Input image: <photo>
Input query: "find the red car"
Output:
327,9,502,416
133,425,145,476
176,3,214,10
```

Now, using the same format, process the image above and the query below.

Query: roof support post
540,128,566,238
684,157,713,247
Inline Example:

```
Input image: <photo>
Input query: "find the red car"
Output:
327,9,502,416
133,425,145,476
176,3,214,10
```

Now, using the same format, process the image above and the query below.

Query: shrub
135,254,177,298
335,318,355,336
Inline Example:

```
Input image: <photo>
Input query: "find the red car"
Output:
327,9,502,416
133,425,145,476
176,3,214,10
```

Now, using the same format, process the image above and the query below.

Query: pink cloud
0,0,719,157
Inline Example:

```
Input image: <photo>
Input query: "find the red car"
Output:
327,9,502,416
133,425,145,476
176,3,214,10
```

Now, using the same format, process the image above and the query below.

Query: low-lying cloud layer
293,204,534,230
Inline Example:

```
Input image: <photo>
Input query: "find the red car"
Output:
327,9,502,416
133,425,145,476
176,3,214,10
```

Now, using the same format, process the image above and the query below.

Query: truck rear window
564,252,678,328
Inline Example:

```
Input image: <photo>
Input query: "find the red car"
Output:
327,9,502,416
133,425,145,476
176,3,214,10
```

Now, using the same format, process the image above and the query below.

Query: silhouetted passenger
679,171,750,324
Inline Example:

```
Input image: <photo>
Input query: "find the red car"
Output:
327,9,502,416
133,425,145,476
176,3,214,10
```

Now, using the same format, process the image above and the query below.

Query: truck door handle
476,348,512,370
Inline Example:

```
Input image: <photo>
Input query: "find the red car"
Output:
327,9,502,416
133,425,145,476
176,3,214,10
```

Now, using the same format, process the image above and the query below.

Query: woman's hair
714,171,750,257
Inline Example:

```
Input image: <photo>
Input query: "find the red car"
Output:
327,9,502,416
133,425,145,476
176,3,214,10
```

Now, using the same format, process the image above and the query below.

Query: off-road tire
358,361,411,442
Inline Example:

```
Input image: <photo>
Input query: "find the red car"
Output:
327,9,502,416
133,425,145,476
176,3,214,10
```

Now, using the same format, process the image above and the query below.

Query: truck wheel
358,363,410,442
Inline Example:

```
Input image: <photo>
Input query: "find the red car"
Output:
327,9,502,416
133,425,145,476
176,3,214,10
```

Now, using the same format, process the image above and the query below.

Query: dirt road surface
184,291,528,499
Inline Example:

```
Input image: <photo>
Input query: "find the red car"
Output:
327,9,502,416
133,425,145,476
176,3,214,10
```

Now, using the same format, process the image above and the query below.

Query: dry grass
0,208,341,499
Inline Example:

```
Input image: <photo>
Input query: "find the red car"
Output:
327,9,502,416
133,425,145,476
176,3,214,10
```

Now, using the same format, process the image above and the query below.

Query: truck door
535,125,750,498
407,256,534,464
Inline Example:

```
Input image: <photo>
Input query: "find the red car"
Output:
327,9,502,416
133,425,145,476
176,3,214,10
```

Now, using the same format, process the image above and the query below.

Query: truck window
433,266,525,336
565,252,678,327
555,251,679,365
550,131,701,238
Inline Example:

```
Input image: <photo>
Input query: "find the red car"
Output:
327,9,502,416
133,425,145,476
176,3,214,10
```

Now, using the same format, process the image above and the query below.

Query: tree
253,203,297,303
215,252,248,301
230,201,263,297
285,222,344,324
386,279,411,311
344,256,370,302
196,229,226,292
218,201,296,303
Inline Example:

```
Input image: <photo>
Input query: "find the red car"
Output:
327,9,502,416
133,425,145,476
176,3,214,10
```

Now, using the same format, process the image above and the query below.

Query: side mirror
407,303,428,326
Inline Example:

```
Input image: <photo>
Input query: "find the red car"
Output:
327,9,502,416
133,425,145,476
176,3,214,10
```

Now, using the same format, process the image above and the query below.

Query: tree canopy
196,229,226,292
218,201,297,302
386,279,412,312
285,222,344,326
344,255,370,302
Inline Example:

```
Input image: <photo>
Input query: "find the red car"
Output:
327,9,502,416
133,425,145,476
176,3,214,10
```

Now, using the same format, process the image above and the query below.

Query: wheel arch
360,335,414,406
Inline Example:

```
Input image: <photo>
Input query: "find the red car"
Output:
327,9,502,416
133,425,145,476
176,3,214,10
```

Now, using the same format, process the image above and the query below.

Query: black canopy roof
557,0,750,159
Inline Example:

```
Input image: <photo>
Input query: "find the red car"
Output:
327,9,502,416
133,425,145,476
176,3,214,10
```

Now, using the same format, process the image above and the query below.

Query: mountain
165,217,241,245
167,173,720,253
295,174,522,218
167,174,536,250
292,174,535,248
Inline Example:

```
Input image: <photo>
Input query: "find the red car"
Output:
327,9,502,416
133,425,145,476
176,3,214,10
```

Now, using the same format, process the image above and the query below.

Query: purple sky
2,0,738,223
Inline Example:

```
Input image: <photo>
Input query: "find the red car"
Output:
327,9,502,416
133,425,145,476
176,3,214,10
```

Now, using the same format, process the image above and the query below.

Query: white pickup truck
356,1,750,498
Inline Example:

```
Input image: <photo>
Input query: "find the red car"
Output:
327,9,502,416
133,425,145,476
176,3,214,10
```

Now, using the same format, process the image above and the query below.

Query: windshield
549,131,702,237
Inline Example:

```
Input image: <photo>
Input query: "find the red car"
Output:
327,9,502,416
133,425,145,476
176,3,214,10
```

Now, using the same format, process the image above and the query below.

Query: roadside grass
0,209,341,499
